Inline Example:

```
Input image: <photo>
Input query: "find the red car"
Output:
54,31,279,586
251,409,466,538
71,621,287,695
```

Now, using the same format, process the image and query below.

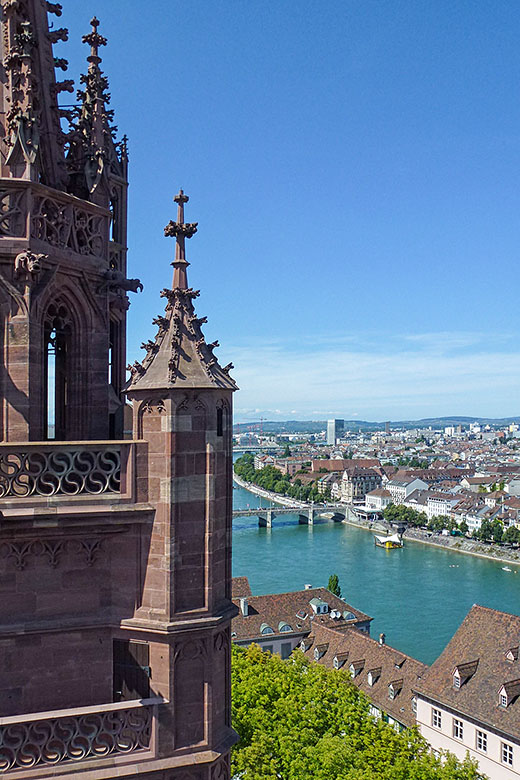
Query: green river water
232,481,520,665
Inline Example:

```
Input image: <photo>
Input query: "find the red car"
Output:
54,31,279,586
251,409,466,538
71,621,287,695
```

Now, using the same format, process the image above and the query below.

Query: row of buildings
232,578,520,779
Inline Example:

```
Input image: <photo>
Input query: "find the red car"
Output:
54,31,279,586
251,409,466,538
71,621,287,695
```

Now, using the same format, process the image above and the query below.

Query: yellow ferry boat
374,533,403,549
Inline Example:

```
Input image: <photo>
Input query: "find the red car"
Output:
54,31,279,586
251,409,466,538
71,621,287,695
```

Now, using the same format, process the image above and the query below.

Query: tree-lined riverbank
233,473,520,567
232,479,520,664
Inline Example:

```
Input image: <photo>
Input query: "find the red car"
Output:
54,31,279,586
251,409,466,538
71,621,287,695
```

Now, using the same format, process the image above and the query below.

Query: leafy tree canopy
231,644,484,780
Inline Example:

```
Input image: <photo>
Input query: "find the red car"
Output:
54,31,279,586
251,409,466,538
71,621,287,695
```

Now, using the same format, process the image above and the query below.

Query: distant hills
233,416,520,434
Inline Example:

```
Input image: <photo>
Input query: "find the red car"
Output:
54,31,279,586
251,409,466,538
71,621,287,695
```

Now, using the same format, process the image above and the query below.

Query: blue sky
61,1,520,422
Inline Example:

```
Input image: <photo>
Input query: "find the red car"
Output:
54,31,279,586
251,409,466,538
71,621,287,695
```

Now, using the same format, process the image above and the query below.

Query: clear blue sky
61,1,520,422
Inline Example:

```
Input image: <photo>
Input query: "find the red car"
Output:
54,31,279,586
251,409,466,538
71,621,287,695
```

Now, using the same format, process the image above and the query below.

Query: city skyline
60,1,520,422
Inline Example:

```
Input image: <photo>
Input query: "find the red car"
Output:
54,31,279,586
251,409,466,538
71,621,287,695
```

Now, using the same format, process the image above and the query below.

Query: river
232,480,520,665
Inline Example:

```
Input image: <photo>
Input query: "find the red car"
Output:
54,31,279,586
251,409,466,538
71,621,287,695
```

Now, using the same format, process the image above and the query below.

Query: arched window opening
44,302,72,441
110,192,120,244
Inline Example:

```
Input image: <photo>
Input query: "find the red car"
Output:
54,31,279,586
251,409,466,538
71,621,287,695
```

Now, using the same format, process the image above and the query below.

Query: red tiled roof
231,587,371,642
415,605,520,739
300,623,427,727
232,576,253,599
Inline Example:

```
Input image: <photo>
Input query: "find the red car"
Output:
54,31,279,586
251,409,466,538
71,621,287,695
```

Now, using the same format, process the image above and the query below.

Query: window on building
453,719,463,740
262,645,273,653
411,696,417,714
453,674,461,689
216,407,223,437
500,693,508,708
44,302,73,440
113,639,150,702
369,705,381,720
476,730,487,752
281,642,292,660
431,708,442,729
502,742,514,766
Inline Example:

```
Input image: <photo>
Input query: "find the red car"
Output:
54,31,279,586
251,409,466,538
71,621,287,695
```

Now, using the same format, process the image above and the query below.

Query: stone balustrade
0,697,163,775
0,178,110,260
0,441,135,501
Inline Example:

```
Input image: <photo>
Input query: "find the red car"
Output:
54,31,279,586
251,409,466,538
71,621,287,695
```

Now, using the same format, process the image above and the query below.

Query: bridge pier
258,509,274,528
232,504,348,526
298,509,315,525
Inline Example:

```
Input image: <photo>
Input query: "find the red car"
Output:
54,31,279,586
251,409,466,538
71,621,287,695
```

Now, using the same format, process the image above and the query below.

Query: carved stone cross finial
82,16,107,68
164,190,198,290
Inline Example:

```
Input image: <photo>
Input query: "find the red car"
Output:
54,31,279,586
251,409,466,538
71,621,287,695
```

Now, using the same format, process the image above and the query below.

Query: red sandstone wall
0,628,112,716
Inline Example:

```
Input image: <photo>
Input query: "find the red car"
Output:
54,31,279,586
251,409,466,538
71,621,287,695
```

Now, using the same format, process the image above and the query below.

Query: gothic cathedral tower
0,3,237,779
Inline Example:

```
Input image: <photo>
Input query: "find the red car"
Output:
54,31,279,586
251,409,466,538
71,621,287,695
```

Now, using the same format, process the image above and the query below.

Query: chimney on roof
239,597,248,617
379,632,386,645
304,584,312,590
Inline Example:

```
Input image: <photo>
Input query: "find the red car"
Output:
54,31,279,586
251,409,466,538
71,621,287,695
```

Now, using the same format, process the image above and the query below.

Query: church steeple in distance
126,190,237,391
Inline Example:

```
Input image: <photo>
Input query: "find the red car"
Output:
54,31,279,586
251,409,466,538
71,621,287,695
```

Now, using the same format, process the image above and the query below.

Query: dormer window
333,652,348,670
367,667,381,687
452,660,479,688
505,647,519,663
349,660,364,678
300,636,314,652
260,623,274,635
498,680,520,708
388,679,403,700
314,643,328,661
309,598,329,615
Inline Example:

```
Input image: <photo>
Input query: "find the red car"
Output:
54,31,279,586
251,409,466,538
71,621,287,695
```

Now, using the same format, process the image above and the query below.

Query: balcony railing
0,697,163,775
0,441,137,503
0,178,109,261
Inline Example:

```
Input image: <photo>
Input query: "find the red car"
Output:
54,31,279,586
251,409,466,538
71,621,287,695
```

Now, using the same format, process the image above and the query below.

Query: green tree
492,520,504,544
459,520,469,535
327,573,341,597
478,519,493,542
504,525,520,545
231,644,484,780
283,444,291,457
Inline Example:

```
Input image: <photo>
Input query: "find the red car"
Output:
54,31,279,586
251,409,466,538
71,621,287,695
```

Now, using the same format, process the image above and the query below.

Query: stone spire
166,189,197,290
66,16,124,205
0,0,70,187
127,191,237,392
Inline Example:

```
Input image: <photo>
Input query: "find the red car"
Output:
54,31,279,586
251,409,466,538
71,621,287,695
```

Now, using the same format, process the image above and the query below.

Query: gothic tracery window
44,301,73,440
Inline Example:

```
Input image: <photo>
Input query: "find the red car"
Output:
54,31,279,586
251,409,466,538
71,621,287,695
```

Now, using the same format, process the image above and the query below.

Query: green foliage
477,519,493,541
504,525,520,545
231,644,484,780
383,504,427,528
234,454,324,503
343,449,353,459
492,519,504,544
397,456,429,469
459,519,469,535
283,444,292,457
327,573,341,597
426,515,456,533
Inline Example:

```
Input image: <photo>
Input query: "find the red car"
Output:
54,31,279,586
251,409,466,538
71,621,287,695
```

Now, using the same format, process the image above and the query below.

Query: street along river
232,480,520,665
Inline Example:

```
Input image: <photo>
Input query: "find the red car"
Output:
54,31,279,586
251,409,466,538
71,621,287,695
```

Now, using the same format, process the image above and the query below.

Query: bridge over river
232,504,352,527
